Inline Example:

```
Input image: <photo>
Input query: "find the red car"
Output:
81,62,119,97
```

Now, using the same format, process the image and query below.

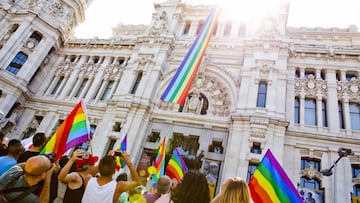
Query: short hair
116,173,128,181
157,175,172,194
98,155,116,177
7,139,24,155
33,132,47,147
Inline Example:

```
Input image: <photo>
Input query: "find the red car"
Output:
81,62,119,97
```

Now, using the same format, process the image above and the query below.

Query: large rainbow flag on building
115,134,127,171
41,100,92,161
151,137,166,186
160,8,220,106
248,149,304,203
166,148,188,182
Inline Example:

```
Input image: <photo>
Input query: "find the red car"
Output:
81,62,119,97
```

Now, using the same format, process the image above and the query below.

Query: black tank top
63,174,85,203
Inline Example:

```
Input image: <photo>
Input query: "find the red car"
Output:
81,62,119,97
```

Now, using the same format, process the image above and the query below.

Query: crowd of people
0,132,251,203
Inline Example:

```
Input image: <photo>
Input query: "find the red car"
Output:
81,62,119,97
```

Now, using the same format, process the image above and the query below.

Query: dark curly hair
171,170,210,203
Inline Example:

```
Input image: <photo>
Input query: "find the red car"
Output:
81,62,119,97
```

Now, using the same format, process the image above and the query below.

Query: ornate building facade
0,0,359,202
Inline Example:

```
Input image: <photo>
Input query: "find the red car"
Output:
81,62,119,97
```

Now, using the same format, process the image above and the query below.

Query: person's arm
39,164,54,203
113,151,142,202
58,150,82,183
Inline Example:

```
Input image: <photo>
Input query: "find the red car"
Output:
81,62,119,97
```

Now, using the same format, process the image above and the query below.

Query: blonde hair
219,177,250,203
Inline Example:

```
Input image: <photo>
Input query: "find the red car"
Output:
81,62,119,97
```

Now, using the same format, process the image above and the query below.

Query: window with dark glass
352,185,360,197
112,122,121,132
350,103,360,131
105,138,116,155
294,97,300,124
251,142,261,154
300,158,321,190
338,101,345,129
256,82,267,108
322,100,327,127
346,73,357,81
295,68,300,78
75,79,88,97
336,70,341,81
6,52,28,75
305,98,317,126
130,72,142,94
304,70,315,78
51,76,64,95
29,31,42,45
247,163,258,182
100,80,114,101
352,165,360,198
183,21,191,35
320,70,326,80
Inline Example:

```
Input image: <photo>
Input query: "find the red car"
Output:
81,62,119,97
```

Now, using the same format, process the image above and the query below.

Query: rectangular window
256,82,267,108
300,158,320,190
247,163,258,182
350,103,360,131
105,138,117,155
51,76,64,95
305,98,317,126
250,142,261,154
322,100,327,127
100,80,114,100
130,72,142,94
294,97,300,124
75,79,88,97
338,101,345,129
6,52,28,75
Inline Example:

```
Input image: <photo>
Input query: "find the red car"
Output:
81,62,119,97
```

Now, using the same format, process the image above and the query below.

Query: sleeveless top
81,177,116,203
63,174,85,203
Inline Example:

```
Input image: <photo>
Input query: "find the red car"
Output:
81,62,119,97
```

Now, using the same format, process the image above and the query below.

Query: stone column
59,56,87,98
299,92,305,129
94,79,109,101
316,95,322,130
68,75,84,98
326,70,340,133
342,97,352,135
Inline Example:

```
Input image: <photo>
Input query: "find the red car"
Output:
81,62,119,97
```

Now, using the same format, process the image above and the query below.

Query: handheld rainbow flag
115,134,127,171
151,137,166,186
166,148,188,182
160,8,220,106
41,100,92,161
248,149,304,203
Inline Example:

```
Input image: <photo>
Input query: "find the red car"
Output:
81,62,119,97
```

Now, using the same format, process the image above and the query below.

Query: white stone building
0,0,359,202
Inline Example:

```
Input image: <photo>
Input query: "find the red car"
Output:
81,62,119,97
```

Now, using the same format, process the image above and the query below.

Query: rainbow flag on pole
166,148,188,182
160,8,220,106
41,100,92,161
248,149,304,203
115,134,127,171
151,137,166,186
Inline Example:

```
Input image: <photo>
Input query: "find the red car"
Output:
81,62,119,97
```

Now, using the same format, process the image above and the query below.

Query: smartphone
114,151,123,157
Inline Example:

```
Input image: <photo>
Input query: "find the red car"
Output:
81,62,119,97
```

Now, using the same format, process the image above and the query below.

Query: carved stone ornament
28,0,40,8
48,1,65,17
149,11,168,35
299,165,322,180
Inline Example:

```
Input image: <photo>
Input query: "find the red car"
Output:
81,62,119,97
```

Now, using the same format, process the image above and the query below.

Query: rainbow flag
248,149,304,203
115,134,127,171
166,148,188,182
41,100,92,161
160,8,220,106
151,137,166,186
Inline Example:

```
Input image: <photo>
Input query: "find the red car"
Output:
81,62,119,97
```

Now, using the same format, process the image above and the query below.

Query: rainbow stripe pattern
116,134,127,171
248,149,304,203
166,148,188,182
160,8,220,106
41,100,92,161
151,137,166,186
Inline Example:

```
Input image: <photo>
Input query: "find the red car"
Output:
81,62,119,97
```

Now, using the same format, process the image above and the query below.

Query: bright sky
74,0,360,39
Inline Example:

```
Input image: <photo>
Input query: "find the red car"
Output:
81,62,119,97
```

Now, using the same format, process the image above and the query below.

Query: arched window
196,21,204,35
29,31,42,45
6,52,28,75
305,98,317,126
256,82,267,108
183,21,191,35
130,72,142,94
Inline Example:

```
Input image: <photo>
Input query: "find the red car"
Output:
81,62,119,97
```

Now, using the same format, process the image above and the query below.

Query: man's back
81,177,117,203
0,166,39,203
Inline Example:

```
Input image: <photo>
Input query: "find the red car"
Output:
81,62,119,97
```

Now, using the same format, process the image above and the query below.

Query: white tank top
81,177,117,203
